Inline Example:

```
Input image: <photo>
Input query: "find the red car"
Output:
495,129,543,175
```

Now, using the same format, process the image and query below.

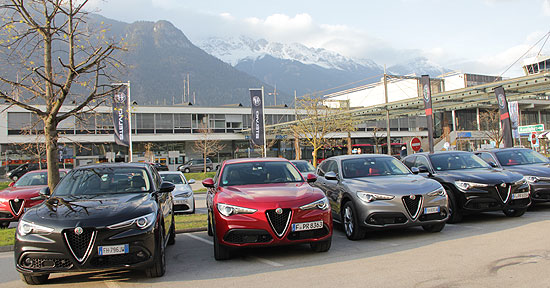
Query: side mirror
306,173,317,183
39,187,51,198
8,182,14,187
325,171,338,181
418,166,430,173
159,181,175,193
488,162,498,168
202,178,215,188
188,179,196,184
411,167,420,174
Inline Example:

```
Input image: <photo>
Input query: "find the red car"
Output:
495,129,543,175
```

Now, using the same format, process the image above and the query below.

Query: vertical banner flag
112,85,130,147
250,88,265,147
421,75,434,153
495,86,513,148
508,101,520,139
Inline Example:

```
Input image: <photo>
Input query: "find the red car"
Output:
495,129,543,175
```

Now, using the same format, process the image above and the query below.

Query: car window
402,156,416,168
317,160,328,177
220,161,303,186
477,152,497,164
160,173,185,184
495,149,549,166
53,167,151,196
414,156,431,169
14,171,67,187
326,160,339,175
429,153,490,171
293,161,316,173
342,157,410,178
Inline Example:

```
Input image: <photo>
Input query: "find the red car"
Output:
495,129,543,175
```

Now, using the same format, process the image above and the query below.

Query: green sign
518,124,544,133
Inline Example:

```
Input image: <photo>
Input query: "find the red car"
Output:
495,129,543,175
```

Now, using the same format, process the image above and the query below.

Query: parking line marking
186,233,213,245
248,256,284,267
104,281,121,288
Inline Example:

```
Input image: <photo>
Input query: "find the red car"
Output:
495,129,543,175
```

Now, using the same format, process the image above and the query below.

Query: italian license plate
423,206,440,214
511,192,529,200
174,199,187,205
291,220,323,232
98,244,129,256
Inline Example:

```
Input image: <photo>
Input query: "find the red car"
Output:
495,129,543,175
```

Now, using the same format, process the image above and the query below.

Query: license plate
98,244,129,256
511,192,529,200
291,220,323,232
174,199,187,205
423,206,440,214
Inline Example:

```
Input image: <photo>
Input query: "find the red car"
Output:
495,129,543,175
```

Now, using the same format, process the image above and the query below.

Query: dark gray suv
178,158,214,173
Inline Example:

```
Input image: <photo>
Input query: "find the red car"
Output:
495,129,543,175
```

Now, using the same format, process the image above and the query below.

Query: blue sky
88,0,550,76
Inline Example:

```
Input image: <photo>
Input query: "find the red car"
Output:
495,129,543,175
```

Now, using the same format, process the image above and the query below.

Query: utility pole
268,86,278,106
384,65,391,155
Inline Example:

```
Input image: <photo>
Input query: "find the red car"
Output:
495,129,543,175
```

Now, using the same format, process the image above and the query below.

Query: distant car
160,171,196,213
203,158,332,260
475,148,550,203
14,163,176,284
313,154,448,240
0,169,69,228
290,160,316,175
402,151,530,223
178,158,213,173
150,162,169,171
6,163,45,181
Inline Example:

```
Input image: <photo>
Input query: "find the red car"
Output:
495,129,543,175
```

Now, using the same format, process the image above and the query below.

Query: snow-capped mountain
388,57,451,77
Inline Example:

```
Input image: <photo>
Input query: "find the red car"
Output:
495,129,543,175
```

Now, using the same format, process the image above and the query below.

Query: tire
0,222,9,229
145,226,166,278
167,216,176,246
422,222,446,233
207,212,213,236
341,201,366,241
213,219,231,260
446,188,463,224
310,236,332,252
206,167,211,172
20,273,49,285
184,168,190,173
503,208,527,217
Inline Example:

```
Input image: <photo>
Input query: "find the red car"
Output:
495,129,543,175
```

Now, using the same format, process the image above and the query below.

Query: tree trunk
347,132,352,155
313,147,318,168
44,119,60,191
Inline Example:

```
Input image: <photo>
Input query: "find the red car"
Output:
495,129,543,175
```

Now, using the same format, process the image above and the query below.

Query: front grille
495,185,510,203
90,251,149,267
174,204,190,211
64,228,96,263
224,229,273,244
20,257,73,270
508,198,530,207
366,212,408,225
402,195,422,220
265,209,292,238
464,199,500,210
287,226,329,240
0,211,13,219
9,199,24,216
419,210,447,221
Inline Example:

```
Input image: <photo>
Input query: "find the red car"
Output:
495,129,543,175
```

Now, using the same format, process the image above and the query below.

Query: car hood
26,193,154,225
219,182,322,205
0,186,43,199
342,175,442,195
503,163,550,177
434,168,523,184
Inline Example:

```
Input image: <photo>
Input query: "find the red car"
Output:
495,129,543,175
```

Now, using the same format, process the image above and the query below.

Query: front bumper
529,181,550,202
15,226,157,275
0,199,43,222
215,207,332,247
173,196,194,213
458,184,531,212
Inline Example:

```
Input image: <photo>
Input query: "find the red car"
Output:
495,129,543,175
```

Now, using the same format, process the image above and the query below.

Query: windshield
14,171,67,187
160,173,186,184
495,149,550,166
293,161,316,173
220,161,304,186
342,157,410,178
430,153,490,171
53,167,151,196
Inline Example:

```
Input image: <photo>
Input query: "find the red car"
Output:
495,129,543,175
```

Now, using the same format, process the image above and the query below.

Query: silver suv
178,158,214,173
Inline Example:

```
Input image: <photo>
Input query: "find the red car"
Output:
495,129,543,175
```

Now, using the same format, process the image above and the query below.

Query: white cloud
544,0,550,15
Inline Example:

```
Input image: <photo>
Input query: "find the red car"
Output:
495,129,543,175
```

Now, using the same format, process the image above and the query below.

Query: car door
324,160,342,216
153,168,172,240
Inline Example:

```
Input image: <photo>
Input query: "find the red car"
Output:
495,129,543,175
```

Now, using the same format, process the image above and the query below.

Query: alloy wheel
343,206,354,236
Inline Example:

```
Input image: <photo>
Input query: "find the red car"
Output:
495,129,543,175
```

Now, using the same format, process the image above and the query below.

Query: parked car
290,160,316,175
475,148,550,203
150,162,169,171
402,151,530,223
202,158,332,260
6,163,45,181
159,171,196,213
314,154,448,240
178,158,213,173
14,163,175,284
0,169,69,228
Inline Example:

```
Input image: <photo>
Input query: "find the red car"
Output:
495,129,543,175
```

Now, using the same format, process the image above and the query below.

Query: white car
159,171,195,213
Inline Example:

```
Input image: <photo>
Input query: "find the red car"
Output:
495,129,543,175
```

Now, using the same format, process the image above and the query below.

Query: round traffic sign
530,132,537,145
410,137,422,152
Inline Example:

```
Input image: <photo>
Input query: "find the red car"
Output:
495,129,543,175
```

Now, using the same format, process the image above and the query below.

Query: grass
0,228,15,247
0,182,10,190
194,188,207,194
184,172,216,181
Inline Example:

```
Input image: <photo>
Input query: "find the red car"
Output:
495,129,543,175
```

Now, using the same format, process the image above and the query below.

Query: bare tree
143,142,155,163
0,1,125,190
479,109,502,148
193,124,225,173
372,127,386,154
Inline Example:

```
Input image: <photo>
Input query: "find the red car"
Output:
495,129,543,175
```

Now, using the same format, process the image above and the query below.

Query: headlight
107,212,156,230
217,203,257,217
175,191,193,198
514,177,527,185
454,181,489,191
17,220,54,237
356,191,394,203
300,197,329,210
525,176,539,183
427,187,446,197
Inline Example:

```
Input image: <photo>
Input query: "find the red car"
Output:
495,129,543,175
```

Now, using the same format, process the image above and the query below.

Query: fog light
137,251,145,258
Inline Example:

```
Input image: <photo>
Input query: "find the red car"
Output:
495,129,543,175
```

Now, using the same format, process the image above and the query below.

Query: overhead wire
497,29,550,79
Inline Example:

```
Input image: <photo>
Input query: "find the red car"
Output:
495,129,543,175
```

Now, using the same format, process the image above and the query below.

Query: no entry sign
410,137,422,152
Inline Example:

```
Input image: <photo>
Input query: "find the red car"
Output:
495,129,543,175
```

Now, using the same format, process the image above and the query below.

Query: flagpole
127,81,133,162
262,86,267,157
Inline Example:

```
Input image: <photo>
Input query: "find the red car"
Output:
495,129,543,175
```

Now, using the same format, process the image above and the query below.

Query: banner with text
508,101,519,139
421,75,434,153
112,85,130,147
495,86,513,148
250,88,265,147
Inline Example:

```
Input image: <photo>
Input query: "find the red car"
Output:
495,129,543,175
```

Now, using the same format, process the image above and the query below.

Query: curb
0,228,208,253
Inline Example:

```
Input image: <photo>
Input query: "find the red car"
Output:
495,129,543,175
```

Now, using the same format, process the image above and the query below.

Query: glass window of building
520,111,538,125
136,113,154,133
155,113,174,133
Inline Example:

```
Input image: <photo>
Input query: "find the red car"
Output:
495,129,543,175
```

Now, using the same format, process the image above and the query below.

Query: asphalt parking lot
1,204,550,287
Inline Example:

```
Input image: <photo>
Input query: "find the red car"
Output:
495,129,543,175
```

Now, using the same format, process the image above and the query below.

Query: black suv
14,162,176,284
402,151,530,223
6,163,43,181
